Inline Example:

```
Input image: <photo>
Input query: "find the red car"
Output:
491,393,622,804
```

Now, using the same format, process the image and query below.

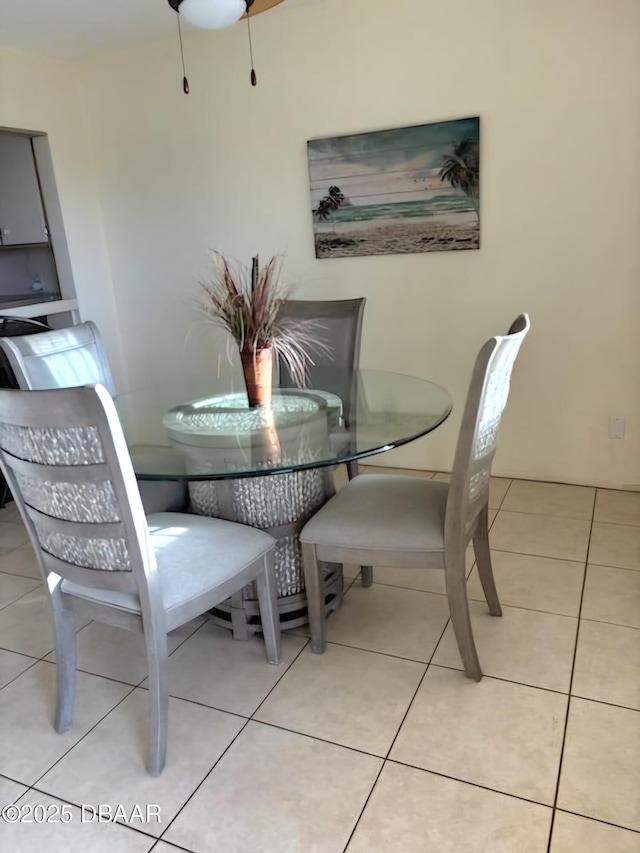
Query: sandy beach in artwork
314,215,480,259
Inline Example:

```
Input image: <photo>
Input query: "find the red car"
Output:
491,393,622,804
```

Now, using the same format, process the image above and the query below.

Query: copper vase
241,347,273,408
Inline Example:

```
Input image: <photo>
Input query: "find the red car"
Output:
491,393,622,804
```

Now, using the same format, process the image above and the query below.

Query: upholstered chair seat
62,512,275,627
301,476,449,555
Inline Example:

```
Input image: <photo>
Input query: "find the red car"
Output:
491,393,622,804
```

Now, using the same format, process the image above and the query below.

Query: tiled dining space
0,471,639,852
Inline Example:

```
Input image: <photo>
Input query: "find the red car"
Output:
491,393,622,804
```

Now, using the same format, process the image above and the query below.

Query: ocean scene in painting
307,117,480,259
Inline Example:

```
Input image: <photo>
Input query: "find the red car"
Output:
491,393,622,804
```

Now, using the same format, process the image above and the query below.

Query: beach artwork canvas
308,117,480,259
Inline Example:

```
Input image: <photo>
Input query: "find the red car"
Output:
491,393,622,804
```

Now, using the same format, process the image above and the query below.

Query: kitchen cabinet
0,134,48,246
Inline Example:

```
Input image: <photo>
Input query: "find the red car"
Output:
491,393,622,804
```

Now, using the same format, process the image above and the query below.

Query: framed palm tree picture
307,117,480,259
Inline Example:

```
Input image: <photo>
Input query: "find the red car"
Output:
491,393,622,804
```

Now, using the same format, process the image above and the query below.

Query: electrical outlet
609,415,626,440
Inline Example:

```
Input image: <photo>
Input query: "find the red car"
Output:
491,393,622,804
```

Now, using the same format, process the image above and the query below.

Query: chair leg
445,553,482,682
256,553,282,665
51,591,76,734
333,565,345,611
344,462,371,584
302,541,327,653
473,505,502,617
346,460,359,480
144,628,169,777
230,588,250,641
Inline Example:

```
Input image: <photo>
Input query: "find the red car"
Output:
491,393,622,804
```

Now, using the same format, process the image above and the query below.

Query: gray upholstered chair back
278,298,365,424
0,321,116,396
447,314,530,539
0,384,152,597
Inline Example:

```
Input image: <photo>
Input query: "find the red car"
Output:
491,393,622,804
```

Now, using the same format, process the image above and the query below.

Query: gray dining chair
278,298,369,587
300,314,531,682
0,383,281,776
0,321,188,515
278,298,365,477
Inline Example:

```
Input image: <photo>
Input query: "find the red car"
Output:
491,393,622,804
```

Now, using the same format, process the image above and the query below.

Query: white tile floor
0,472,639,852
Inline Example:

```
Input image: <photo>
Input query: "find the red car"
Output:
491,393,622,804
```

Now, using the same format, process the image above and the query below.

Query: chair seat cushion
300,474,449,553
61,513,274,615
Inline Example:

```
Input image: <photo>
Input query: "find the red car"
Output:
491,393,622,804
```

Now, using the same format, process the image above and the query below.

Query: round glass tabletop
114,369,453,481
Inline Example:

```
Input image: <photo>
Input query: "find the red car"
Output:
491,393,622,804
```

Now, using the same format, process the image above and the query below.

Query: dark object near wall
0,315,52,507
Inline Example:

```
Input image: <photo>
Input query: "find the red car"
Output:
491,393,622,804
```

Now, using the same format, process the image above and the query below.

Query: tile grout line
0,568,42,580
157,639,312,842
358,577,586,621
496,508,595,523
7,616,232,696
149,839,195,852
8,628,638,748
363,469,637,497
38,643,640,727
574,614,640,632
471,542,588,565
385,617,451,758
0,581,43,614
0,645,41,662
497,477,514,510
0,730,574,823
341,576,640,631
22,633,312,843
586,561,640,575
30,682,139,791
588,516,640,531
153,635,312,845
316,638,577,698
245,716,390,762
0,655,44,693
38,657,150,691
426,661,571,698
249,633,311,721
340,762,386,852
562,692,640,717
555,807,640,837
385,757,555,811
341,610,452,851
2,576,635,725
545,487,596,852
135,687,252,724
17,784,167,845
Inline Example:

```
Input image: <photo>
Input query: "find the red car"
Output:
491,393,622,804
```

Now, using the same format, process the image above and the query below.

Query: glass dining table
115,369,452,634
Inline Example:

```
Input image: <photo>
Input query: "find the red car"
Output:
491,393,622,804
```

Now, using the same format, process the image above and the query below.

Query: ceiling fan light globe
179,0,246,29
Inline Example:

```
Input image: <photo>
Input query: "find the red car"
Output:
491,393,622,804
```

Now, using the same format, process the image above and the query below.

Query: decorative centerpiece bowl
196,253,325,408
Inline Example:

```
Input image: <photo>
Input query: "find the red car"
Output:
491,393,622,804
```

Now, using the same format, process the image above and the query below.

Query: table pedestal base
188,465,338,635
207,563,344,637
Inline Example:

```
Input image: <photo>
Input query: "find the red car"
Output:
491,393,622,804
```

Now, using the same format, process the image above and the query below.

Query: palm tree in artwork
440,138,480,217
313,186,346,222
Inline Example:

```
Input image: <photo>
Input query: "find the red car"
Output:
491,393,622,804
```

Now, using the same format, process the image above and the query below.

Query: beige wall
0,48,126,387
33,0,640,486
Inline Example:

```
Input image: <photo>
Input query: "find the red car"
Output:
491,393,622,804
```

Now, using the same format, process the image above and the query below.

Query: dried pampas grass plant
196,252,328,387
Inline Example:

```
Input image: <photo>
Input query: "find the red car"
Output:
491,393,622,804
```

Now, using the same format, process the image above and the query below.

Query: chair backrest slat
0,321,116,396
8,452,114,485
13,467,120,525
26,506,126,544
0,385,152,595
447,314,530,541
39,548,139,591
277,298,365,424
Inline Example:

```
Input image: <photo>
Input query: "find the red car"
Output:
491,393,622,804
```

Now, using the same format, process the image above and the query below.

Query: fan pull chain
177,13,189,94
247,16,257,86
